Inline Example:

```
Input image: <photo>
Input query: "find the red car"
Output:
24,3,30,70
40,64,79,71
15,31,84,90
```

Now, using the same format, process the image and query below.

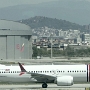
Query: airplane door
51,70,55,75
51,70,59,75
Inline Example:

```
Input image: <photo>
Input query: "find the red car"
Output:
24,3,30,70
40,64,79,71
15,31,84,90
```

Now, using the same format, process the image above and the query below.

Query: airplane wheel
42,83,47,88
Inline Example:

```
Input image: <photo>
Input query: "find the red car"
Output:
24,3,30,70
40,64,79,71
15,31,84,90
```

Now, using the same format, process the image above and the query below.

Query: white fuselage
0,64,89,83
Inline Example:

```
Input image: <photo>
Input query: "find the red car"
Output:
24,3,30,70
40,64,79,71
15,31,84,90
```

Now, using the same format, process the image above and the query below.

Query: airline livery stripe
89,65,90,82
87,65,88,82
87,64,90,82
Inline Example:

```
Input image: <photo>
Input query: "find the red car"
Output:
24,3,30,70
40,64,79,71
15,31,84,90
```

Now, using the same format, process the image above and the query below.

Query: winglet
18,62,26,72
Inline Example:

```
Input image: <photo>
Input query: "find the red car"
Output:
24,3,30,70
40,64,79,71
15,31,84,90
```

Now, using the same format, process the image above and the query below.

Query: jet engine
54,76,73,86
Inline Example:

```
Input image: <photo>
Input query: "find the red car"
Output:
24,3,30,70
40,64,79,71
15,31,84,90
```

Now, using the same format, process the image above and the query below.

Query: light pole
51,37,52,59
50,34,53,59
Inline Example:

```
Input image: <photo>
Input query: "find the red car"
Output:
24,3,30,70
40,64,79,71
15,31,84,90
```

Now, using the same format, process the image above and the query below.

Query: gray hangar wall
0,20,32,60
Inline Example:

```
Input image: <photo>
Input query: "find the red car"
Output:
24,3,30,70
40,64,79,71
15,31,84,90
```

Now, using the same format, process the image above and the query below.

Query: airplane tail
18,62,27,76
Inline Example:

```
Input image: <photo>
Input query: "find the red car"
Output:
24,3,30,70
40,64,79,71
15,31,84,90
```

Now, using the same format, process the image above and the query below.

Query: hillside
18,16,85,31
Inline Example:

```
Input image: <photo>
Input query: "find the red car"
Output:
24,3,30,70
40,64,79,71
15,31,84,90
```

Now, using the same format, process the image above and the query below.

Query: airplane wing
28,72,55,81
18,62,55,81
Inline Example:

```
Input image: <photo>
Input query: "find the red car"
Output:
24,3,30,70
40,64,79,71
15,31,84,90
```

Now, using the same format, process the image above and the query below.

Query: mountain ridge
18,16,85,31
0,0,90,25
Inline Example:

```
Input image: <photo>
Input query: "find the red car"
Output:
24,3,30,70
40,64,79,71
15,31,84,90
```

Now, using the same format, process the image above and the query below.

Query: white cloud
0,0,57,8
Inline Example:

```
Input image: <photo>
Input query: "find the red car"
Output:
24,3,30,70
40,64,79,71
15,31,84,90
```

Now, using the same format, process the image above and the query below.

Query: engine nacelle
54,76,73,86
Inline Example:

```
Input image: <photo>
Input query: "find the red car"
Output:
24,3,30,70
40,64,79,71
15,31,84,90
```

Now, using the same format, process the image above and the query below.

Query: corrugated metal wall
29,36,32,59
7,36,15,59
0,35,6,59
15,36,21,59
0,35,32,60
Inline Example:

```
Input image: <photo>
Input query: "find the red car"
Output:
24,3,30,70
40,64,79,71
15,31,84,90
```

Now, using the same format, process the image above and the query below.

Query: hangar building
0,20,32,60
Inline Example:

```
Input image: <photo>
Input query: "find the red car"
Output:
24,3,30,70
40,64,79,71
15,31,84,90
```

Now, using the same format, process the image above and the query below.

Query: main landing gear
42,83,48,88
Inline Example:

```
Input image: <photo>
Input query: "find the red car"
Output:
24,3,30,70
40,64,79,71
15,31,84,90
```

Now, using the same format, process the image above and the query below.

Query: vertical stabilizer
18,62,26,72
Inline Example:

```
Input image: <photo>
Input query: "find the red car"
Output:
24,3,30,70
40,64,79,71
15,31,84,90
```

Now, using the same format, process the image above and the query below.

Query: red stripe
88,64,90,82
20,46,24,52
19,72,25,76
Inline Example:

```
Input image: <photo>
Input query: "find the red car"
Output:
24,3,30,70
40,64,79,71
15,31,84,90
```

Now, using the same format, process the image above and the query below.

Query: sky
0,0,90,25
0,0,58,8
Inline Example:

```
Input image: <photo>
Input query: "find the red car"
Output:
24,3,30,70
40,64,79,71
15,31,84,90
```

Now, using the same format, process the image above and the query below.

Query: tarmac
0,84,90,90
0,59,85,65
0,57,90,65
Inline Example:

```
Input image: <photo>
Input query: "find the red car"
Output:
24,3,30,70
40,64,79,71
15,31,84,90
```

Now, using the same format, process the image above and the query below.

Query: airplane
0,64,5,66
0,62,89,88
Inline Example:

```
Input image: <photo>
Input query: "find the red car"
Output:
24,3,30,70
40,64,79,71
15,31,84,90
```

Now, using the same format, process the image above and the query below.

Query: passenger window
40,71,42,73
17,71,19,73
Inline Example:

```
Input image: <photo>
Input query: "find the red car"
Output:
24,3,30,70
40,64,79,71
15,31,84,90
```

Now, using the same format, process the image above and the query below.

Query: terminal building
0,20,32,60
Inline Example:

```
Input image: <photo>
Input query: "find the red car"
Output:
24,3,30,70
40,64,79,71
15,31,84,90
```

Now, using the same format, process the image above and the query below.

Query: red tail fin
18,62,26,72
